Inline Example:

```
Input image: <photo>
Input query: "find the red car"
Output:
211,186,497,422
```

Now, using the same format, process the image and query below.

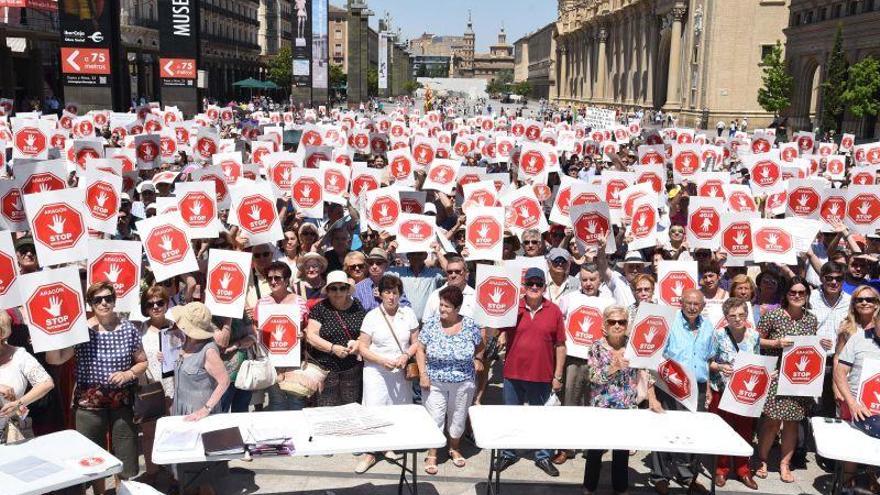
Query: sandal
354,454,377,474
424,456,438,475
449,449,466,468
754,461,768,479
780,463,794,483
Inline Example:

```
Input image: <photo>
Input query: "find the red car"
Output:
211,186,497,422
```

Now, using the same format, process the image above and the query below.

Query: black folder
202,427,245,456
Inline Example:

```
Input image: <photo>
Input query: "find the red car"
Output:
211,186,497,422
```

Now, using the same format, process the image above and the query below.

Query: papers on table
304,403,394,436
154,427,200,453
0,455,63,483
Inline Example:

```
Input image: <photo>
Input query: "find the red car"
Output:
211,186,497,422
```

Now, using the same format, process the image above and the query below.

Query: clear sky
331,1,557,51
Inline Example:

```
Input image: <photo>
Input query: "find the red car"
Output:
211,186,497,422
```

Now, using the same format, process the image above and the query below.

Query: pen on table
308,435,313,442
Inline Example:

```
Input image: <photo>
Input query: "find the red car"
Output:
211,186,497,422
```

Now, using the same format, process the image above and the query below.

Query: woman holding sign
583,305,656,495
755,277,829,483
707,297,761,490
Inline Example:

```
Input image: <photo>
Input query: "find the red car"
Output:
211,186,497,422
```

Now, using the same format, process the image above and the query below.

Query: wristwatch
553,375,563,382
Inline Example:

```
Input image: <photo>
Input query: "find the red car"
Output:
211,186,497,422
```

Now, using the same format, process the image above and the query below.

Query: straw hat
169,302,217,340
297,252,328,273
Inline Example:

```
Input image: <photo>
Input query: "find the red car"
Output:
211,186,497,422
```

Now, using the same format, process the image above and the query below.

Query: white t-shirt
0,347,51,434
423,284,477,321
361,305,419,368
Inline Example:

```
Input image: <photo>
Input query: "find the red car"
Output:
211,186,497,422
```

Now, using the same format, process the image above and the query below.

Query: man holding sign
649,289,715,495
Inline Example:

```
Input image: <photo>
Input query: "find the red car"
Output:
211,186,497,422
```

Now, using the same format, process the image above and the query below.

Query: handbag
3,412,33,444
234,342,277,391
277,361,330,398
379,308,419,381
133,370,166,424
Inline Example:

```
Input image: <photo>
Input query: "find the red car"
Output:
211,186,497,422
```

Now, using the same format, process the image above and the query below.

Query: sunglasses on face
523,240,541,245
327,284,348,292
253,251,272,259
446,269,463,275
268,275,287,282
346,264,365,271
525,281,545,288
854,297,879,304
823,275,844,283
91,294,116,306
788,290,807,297
550,258,568,266
146,300,166,309
726,313,747,321
300,231,317,237
606,319,628,327
367,260,386,266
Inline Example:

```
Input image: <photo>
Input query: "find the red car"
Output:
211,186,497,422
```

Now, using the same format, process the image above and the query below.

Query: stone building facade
201,0,265,101
784,0,880,137
472,27,515,81
555,0,790,128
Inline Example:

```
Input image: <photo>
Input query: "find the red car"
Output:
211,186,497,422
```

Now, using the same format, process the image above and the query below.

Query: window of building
848,1,860,15
805,10,814,22
832,3,842,17
819,7,827,20
760,44,775,63
335,30,343,40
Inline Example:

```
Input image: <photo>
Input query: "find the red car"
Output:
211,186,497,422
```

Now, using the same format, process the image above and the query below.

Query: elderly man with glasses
353,248,411,311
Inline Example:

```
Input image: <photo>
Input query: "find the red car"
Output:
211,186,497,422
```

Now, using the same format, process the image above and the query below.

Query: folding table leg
831,459,841,495
396,450,419,495
710,456,717,495
486,448,502,495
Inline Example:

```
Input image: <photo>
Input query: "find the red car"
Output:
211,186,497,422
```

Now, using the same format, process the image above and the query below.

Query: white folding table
153,405,446,495
0,429,123,495
469,405,753,495
810,417,880,495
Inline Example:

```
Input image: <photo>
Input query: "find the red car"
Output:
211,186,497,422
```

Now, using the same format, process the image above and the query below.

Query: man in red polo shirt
494,267,566,477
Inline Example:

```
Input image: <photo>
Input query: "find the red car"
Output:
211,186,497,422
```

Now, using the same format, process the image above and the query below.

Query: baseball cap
524,267,545,282
14,235,34,251
546,247,571,263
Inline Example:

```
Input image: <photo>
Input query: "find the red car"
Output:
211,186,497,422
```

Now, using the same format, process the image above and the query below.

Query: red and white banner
205,249,252,319
20,266,88,353
82,170,121,234
364,187,401,235
134,134,161,170
654,358,699,412
12,119,52,160
23,188,88,267
745,152,782,194
785,179,824,219
503,185,548,236
230,181,283,245
657,260,697,308
518,142,551,183
290,168,325,219
627,196,658,251
464,207,504,262
671,144,702,182
350,162,383,203
0,231,21,310
560,293,615,359
686,197,724,250
317,161,349,206
258,303,302,367
856,358,880,416
750,218,796,265
136,212,199,282
819,187,848,232
396,213,436,254
0,180,28,232
262,152,298,199
212,151,243,184
422,158,459,195
473,264,520,328
725,184,758,213
719,353,777,418
386,148,416,186
845,185,880,235
570,202,615,255
174,181,220,239
777,336,826,397
87,240,142,314
462,180,499,213
624,302,677,369
720,213,754,266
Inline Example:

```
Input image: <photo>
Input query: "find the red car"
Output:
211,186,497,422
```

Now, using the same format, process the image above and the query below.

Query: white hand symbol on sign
48,214,66,234
105,263,122,283
44,296,63,317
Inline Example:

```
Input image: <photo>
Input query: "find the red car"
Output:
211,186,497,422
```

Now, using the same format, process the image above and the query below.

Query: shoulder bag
133,369,167,424
234,341,277,391
379,308,419,381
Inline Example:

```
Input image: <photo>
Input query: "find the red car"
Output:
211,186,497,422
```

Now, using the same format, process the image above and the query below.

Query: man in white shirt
422,256,476,320
809,261,851,418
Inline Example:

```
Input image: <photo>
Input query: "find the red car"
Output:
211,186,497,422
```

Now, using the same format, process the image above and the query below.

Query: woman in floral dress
583,305,659,495
755,277,831,483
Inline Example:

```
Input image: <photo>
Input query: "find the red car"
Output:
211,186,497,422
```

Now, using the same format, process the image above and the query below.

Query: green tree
367,68,378,97
756,40,793,116
841,56,880,119
403,80,422,95
329,64,347,89
513,80,532,97
820,24,848,132
268,45,292,90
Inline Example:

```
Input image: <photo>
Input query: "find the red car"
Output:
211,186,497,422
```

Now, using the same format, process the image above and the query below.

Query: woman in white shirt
0,311,54,441
355,274,419,473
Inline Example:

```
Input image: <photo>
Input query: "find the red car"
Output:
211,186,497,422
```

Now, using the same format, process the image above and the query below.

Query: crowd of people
0,94,879,495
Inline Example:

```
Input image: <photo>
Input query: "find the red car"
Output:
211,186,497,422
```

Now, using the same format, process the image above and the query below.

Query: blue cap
524,267,545,282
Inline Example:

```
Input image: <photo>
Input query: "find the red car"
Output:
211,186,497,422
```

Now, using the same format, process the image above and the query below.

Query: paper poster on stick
465,207,504,262
473,264,520,328
719,353,777,418
654,358,699,412
23,188,88,267
136,212,199,282
20,266,89,353
624,303,677,369
396,214,436,254
174,181,220,239
258,303,302,368
87,240,142,315
205,250,253,319
657,260,697,308
777,336,826,397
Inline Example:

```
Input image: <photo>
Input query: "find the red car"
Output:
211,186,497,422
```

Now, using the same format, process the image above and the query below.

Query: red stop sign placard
567,306,603,347
574,211,610,245
1,188,25,224
846,193,880,226
33,203,85,251
721,222,753,257
85,181,118,221
468,216,501,250
22,172,66,195
351,174,379,197
754,227,792,254
630,315,669,357
782,346,823,385
728,365,771,405
688,207,720,240
26,282,82,335
859,373,880,414
658,359,692,401
428,163,454,184
292,177,323,209
519,150,546,176
630,204,656,239
262,315,299,354
144,224,190,265
237,195,276,234
14,126,47,157
89,252,138,298
179,191,215,228
0,251,17,296
660,271,695,307
369,195,399,229
477,277,517,317
788,187,820,216
208,262,247,305
510,197,541,230
398,219,432,243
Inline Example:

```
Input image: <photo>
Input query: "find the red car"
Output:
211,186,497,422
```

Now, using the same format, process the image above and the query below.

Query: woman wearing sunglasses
46,281,148,493
304,271,366,406
755,277,830,483
138,286,181,485
833,285,880,420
